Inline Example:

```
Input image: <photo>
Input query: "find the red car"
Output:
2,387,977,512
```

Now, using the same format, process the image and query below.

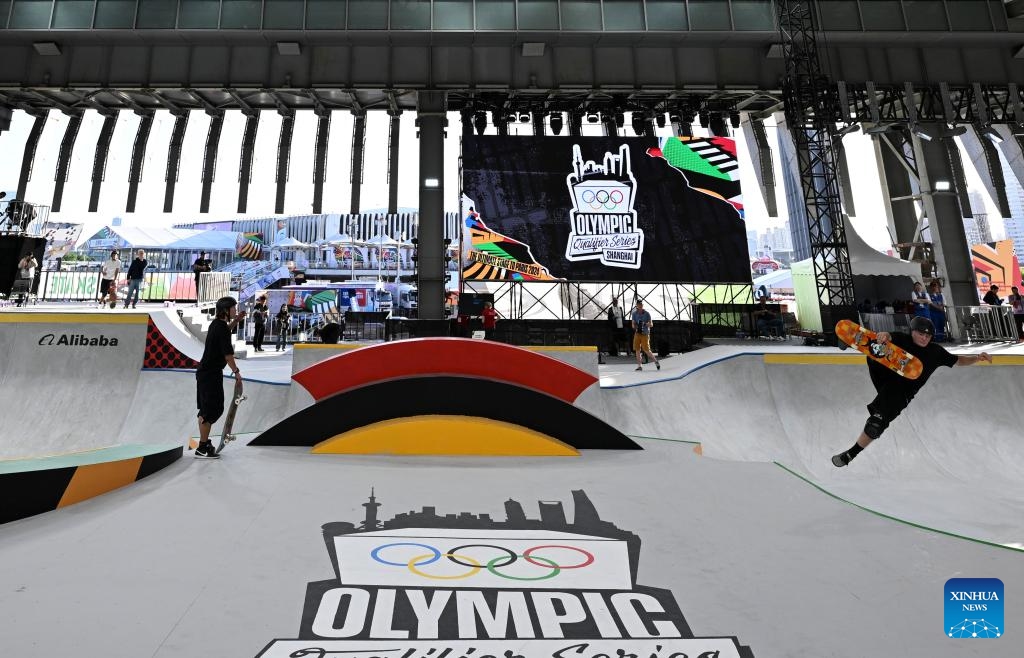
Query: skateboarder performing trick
832,316,992,467
194,296,246,459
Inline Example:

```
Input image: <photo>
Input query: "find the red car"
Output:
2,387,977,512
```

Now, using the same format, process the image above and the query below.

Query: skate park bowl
1,308,1023,658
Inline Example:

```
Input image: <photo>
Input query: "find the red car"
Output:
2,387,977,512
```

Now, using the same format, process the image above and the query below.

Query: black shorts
100,279,113,295
196,370,225,424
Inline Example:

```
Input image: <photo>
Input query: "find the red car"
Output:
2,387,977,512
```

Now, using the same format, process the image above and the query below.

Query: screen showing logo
945,578,1003,638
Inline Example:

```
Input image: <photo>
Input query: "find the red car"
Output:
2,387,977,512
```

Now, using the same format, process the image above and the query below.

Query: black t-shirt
193,258,212,275
198,318,234,374
868,331,958,395
127,258,147,280
253,303,267,326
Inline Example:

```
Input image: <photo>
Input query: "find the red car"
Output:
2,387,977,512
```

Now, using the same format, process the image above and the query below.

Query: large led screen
461,136,751,283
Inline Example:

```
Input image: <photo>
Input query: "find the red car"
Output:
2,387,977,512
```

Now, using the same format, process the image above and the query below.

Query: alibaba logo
38,334,55,346
249,338,640,455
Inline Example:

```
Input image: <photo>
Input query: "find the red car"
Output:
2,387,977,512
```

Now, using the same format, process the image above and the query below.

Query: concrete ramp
604,348,1024,549
0,313,149,459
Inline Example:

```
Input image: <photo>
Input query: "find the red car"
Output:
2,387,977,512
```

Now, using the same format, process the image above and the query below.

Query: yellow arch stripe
311,415,579,456
764,353,865,366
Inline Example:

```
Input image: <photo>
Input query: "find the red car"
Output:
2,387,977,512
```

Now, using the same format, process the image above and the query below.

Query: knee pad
864,412,888,440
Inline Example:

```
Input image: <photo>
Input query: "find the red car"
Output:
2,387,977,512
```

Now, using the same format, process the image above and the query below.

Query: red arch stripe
293,338,598,403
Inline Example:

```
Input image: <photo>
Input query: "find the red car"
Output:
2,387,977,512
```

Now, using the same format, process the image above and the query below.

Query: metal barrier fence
861,306,1020,343
0,199,49,236
37,269,231,303
241,311,389,346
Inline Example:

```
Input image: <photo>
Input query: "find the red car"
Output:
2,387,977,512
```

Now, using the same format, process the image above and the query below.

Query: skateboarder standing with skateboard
832,316,991,467
194,296,246,459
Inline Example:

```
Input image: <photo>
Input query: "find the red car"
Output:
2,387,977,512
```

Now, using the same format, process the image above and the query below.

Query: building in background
1000,159,1024,257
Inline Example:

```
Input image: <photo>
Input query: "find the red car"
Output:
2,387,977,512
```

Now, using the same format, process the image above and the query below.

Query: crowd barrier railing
38,269,231,304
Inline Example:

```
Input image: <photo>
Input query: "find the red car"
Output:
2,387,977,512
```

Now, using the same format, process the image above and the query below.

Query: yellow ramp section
312,415,580,456
57,457,144,508
764,353,865,366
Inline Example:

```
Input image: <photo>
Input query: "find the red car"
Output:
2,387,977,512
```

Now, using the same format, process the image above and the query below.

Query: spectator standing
983,284,1002,306
15,252,37,307
99,250,120,308
481,301,498,340
911,281,931,318
927,280,947,342
193,296,245,459
631,300,660,372
607,297,627,356
251,295,268,352
274,304,290,351
123,249,147,309
192,251,212,304
1010,286,1024,342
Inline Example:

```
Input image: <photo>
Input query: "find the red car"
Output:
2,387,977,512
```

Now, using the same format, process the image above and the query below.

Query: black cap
909,315,935,336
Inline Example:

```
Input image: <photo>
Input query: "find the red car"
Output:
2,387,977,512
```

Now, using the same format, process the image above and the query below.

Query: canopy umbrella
273,236,311,249
324,232,366,246
364,234,399,247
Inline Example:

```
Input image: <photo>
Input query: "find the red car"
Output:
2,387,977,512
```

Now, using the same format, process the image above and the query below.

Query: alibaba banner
461,136,750,283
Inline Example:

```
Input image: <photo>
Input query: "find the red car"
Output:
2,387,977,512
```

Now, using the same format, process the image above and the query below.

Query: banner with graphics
41,222,83,261
256,490,754,657
972,239,1022,297
461,136,750,283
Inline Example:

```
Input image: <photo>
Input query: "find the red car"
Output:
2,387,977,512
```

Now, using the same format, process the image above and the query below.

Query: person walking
194,296,245,459
99,250,120,308
123,249,147,309
274,303,290,351
926,280,947,342
251,294,268,352
631,300,660,372
832,316,991,468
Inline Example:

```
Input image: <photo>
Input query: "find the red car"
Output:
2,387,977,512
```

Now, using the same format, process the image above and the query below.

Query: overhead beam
126,113,154,213
387,112,401,215
200,113,225,213
350,112,366,214
88,112,119,213
275,114,295,214
237,111,260,214
16,111,48,201
163,113,190,213
312,111,331,215
52,113,84,212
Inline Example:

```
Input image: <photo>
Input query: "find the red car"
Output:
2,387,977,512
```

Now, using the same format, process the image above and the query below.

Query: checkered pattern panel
144,318,198,369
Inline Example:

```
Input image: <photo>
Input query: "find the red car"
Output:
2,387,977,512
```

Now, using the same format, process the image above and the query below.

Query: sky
0,107,1007,255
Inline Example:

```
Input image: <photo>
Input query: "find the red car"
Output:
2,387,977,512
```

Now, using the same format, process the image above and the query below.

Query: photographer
192,251,212,304
15,252,37,307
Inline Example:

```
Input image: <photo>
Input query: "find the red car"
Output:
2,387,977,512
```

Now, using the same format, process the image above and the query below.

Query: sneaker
655,361,661,370
831,452,850,467
194,442,220,459
635,366,643,371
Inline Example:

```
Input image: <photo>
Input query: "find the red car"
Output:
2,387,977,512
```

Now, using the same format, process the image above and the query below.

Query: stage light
835,124,861,137
549,112,564,135
912,125,933,141
518,112,530,123
935,181,951,191
729,111,741,129
981,126,1003,144
943,124,968,137
655,113,666,128
698,111,710,128
631,113,646,136
586,112,600,123
614,112,625,128
472,111,487,136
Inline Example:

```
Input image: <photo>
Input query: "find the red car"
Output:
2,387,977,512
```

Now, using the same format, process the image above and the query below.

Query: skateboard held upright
835,319,922,379
216,377,246,454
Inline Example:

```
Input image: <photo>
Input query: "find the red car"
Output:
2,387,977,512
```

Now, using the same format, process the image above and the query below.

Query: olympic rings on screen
609,190,623,204
582,190,596,203
369,543,595,580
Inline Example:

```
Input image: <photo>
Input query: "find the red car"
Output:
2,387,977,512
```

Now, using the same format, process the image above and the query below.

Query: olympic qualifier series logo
565,144,644,269
256,490,754,658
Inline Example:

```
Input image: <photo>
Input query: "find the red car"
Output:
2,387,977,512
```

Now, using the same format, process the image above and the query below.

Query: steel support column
126,114,153,213
237,112,259,214
199,112,225,213
311,112,330,214
386,112,401,215
912,133,978,313
87,113,118,212
275,113,294,214
52,113,83,213
873,132,919,246
164,113,190,213
961,127,1011,218
416,91,447,320
16,112,48,200
349,112,366,214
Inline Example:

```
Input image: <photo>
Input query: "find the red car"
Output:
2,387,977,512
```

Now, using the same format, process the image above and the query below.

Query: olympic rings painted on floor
369,542,595,580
